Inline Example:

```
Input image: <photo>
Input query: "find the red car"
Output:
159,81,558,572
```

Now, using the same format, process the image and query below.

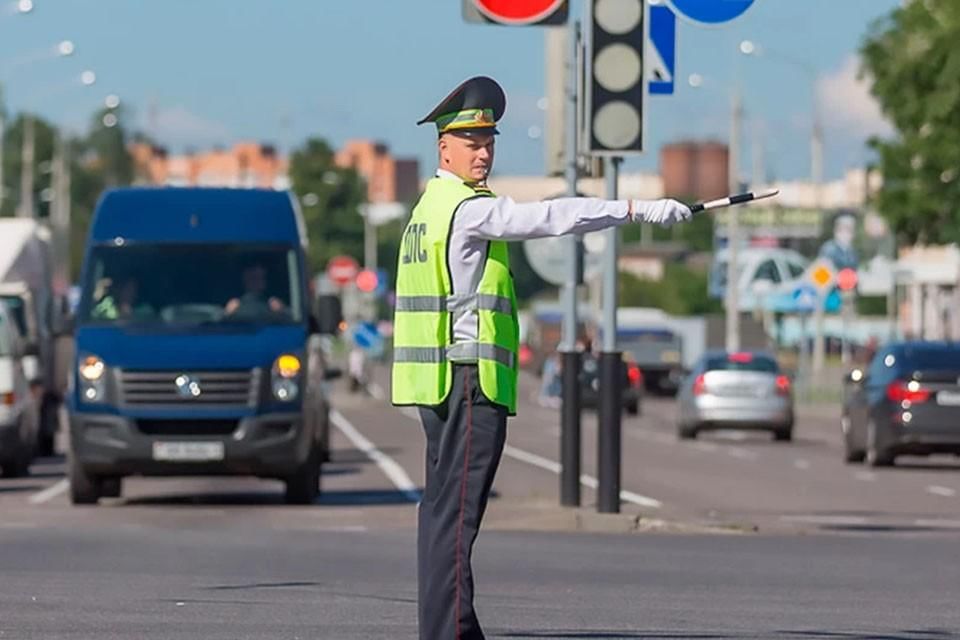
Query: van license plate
153,441,225,462
936,391,960,406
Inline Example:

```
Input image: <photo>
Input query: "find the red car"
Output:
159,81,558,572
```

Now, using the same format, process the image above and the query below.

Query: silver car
676,350,794,441
0,302,40,477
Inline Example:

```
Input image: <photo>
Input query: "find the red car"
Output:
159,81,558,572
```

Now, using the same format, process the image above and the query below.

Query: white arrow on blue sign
647,4,676,95
668,0,755,25
792,284,819,313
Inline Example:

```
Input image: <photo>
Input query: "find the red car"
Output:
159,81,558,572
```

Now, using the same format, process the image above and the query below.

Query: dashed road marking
926,485,957,498
793,459,811,470
28,479,69,505
330,410,420,503
502,445,662,509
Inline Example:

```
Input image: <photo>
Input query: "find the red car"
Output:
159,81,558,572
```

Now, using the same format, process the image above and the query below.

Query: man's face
438,132,495,183
243,265,267,294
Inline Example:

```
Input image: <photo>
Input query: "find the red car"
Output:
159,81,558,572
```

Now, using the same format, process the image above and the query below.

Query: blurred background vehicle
676,350,794,441
842,341,960,467
0,301,40,478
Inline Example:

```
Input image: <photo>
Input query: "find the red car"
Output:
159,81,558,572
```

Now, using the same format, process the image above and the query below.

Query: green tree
288,138,367,272
619,264,720,316
0,114,57,218
86,107,134,187
861,1,960,244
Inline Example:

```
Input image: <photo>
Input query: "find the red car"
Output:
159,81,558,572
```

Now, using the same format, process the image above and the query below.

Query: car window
704,353,779,373
753,259,781,284
786,260,806,279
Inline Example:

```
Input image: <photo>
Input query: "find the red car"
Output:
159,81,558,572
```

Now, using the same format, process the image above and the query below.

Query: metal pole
559,18,582,508
18,115,35,218
363,215,377,272
598,156,621,514
811,80,826,377
725,90,742,352
0,114,5,211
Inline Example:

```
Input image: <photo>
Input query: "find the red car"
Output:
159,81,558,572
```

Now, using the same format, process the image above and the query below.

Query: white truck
0,219,69,455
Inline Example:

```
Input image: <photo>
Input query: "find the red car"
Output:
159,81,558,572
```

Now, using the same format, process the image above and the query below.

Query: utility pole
559,18,582,508
18,115,35,218
725,90,743,352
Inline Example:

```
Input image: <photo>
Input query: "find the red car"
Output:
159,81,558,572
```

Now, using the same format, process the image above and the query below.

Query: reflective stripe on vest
393,343,515,368
394,293,512,315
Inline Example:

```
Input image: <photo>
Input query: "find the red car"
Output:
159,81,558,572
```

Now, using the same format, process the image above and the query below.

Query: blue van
67,187,340,505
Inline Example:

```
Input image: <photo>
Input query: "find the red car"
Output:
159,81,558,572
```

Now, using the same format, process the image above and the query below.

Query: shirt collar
436,168,464,183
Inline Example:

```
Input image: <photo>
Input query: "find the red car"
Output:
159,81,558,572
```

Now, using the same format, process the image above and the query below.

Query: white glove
629,199,693,227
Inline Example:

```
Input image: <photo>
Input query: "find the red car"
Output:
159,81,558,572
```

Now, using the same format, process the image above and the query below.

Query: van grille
118,369,259,408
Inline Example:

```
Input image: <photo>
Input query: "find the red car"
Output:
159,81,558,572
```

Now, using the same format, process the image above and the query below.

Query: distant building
131,142,289,190
335,140,420,204
660,141,729,201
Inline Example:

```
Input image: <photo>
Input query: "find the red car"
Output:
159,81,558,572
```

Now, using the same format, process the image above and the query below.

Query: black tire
866,420,895,468
773,426,793,442
100,477,122,499
626,400,639,416
37,432,55,458
284,447,321,505
678,424,698,440
0,454,30,478
37,401,58,457
68,455,102,505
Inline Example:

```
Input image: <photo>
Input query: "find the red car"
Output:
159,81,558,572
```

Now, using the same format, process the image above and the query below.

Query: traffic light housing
587,0,645,155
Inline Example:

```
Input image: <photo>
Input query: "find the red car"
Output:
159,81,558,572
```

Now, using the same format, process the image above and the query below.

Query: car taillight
775,375,791,396
886,380,930,404
692,374,707,396
627,364,642,387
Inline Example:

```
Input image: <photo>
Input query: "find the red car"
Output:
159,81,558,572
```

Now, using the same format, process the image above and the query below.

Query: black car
579,353,643,416
842,341,960,467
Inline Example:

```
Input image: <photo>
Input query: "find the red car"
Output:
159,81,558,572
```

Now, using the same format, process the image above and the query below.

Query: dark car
579,353,643,416
842,341,960,467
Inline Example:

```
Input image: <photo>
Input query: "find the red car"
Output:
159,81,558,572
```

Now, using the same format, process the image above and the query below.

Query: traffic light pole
598,156,622,514
559,17,582,508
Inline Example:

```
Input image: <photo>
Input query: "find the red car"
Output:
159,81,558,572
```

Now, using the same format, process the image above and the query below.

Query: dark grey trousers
417,365,508,640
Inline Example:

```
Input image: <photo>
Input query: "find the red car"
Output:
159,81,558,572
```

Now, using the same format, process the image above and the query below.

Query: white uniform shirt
438,169,631,346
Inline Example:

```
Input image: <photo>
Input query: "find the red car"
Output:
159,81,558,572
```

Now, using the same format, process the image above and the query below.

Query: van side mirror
314,294,343,335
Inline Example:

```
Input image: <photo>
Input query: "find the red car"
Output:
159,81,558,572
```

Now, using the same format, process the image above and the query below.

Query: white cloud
817,54,893,138
138,105,231,149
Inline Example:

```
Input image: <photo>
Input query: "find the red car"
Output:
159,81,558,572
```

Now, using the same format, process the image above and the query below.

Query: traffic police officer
392,76,692,640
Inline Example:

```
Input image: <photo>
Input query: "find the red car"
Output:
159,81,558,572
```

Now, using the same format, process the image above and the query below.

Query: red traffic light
356,269,379,293
837,268,858,292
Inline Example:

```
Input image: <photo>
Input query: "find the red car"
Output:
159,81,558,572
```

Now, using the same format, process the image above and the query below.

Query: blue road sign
353,321,382,350
648,4,676,95
792,284,818,313
668,0,755,25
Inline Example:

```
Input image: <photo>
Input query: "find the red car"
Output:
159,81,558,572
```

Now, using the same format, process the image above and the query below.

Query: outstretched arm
456,195,691,241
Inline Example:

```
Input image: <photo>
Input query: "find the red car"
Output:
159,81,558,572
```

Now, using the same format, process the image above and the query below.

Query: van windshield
79,244,302,327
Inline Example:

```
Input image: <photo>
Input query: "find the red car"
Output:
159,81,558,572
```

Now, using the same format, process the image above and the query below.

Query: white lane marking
926,485,957,498
28,479,69,505
330,410,421,503
854,471,876,482
726,447,759,461
273,525,369,533
368,383,385,401
0,521,38,529
713,431,749,441
779,515,868,526
396,401,663,509
693,442,719,453
914,518,960,529
502,444,662,509
793,459,811,470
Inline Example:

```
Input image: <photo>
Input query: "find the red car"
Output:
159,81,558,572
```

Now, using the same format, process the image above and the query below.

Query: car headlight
271,354,301,401
79,356,105,381
78,355,106,402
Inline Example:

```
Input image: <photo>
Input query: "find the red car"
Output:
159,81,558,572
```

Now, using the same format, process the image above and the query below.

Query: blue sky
0,0,899,181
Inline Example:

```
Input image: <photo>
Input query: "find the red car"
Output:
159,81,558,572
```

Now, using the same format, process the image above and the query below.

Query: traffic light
587,0,645,155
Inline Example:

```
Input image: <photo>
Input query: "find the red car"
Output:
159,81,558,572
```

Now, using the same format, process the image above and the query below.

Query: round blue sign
668,0,755,25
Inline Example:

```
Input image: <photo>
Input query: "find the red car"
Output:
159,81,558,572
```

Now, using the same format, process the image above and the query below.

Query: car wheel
678,423,698,440
0,452,30,478
773,427,793,442
68,454,102,505
865,420,895,468
100,477,123,499
626,400,639,416
284,446,321,505
841,415,865,463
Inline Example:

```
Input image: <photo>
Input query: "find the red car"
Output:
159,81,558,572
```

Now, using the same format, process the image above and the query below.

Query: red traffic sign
837,268,858,292
471,0,566,25
355,269,379,294
326,255,359,287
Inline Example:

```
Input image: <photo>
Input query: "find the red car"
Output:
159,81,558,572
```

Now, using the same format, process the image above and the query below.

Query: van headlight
79,355,107,402
271,354,301,402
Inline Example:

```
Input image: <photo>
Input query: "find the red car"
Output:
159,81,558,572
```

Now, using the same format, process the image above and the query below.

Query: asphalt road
1,368,960,637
